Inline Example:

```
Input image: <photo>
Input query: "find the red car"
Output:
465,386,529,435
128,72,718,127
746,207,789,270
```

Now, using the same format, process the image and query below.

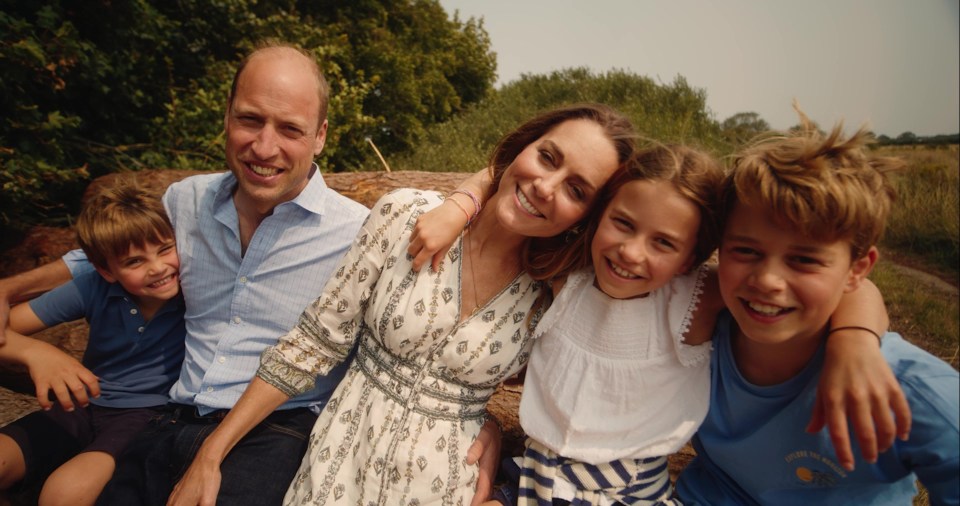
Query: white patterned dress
258,189,545,505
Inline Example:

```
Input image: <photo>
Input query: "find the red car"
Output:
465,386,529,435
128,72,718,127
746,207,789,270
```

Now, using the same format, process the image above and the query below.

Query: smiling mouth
148,274,176,289
516,188,544,217
249,164,281,177
744,299,792,316
609,259,639,279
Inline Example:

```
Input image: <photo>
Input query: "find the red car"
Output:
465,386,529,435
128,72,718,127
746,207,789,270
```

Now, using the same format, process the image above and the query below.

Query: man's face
224,49,326,216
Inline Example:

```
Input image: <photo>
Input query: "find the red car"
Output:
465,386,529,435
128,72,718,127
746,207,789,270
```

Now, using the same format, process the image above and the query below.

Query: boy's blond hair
75,180,174,270
721,104,903,259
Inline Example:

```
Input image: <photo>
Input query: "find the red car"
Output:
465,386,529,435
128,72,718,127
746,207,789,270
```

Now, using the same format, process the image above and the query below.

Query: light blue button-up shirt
66,167,369,414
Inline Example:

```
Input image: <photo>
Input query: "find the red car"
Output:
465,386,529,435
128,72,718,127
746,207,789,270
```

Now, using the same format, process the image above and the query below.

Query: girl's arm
1,300,100,411
408,169,493,272
168,377,289,506
811,278,908,472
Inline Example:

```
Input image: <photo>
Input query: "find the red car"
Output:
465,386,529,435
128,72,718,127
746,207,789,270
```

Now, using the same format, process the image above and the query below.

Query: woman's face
491,119,620,238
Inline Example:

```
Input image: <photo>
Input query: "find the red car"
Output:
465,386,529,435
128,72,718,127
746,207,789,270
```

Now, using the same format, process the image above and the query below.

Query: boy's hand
808,329,911,471
408,199,469,273
467,417,502,506
25,341,100,411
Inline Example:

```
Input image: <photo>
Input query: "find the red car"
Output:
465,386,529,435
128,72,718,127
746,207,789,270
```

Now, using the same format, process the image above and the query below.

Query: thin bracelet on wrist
447,196,472,223
451,189,481,222
828,325,883,345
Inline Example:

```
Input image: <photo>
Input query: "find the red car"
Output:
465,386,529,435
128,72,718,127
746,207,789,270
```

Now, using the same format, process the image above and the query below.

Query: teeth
149,275,174,288
748,301,783,315
610,261,638,279
250,164,279,177
516,188,544,217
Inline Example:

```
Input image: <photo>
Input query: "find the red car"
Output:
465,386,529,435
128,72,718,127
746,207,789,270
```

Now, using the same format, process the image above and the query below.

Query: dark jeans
96,404,317,506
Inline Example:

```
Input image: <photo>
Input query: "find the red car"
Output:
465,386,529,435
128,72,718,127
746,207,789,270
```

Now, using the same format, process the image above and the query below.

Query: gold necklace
466,226,482,315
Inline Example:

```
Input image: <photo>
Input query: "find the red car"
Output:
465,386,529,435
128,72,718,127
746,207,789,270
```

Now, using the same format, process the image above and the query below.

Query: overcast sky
438,0,959,137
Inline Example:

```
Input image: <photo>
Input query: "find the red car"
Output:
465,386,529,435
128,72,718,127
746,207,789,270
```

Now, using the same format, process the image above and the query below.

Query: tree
720,111,770,146
0,0,496,236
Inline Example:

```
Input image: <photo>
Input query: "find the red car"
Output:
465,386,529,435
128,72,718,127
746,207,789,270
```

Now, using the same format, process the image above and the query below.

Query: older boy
0,181,185,506
675,112,959,504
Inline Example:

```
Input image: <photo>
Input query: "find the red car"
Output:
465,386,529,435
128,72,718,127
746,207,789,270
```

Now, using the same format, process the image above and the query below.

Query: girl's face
490,119,620,238
591,179,699,299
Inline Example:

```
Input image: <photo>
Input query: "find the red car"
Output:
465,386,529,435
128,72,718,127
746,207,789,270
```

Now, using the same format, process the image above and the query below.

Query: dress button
138,326,145,333
130,308,138,315
239,276,248,284
233,316,242,324
206,387,214,393
218,356,226,364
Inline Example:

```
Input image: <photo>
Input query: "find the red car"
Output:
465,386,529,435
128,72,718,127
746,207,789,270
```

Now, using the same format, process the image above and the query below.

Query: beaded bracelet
828,325,883,345
451,189,481,224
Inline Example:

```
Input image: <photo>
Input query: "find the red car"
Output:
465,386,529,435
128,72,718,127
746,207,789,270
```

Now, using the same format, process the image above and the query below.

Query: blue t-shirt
28,269,186,408
676,311,959,505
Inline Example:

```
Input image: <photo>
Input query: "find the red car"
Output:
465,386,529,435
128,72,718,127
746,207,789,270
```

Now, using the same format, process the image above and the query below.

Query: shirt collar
213,163,330,217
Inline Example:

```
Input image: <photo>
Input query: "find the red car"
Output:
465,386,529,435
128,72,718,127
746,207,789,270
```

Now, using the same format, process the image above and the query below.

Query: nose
747,260,785,293
533,173,560,200
145,257,165,275
618,238,647,265
251,126,280,159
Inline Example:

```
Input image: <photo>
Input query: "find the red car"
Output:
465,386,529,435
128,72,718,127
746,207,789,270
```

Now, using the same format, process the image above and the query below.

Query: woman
168,103,636,505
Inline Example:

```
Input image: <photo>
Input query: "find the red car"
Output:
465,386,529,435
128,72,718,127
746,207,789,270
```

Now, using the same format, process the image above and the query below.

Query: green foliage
0,0,495,235
719,111,770,147
387,68,730,173
880,146,960,277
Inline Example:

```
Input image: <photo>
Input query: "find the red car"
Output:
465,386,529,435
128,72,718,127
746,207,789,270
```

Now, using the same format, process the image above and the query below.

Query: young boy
0,181,186,506
675,111,960,504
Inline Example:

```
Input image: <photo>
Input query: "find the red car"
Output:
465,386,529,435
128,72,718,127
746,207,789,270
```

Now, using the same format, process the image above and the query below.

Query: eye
538,149,557,167
282,125,306,138
726,245,759,259
123,258,144,268
789,255,823,269
568,184,586,201
655,237,678,251
612,216,633,231
237,115,262,126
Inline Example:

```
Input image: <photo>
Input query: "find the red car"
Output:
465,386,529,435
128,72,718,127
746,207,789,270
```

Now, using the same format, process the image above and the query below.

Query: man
0,42,498,505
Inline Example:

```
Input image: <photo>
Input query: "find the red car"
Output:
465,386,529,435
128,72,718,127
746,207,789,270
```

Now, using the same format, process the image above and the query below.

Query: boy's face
95,238,180,305
591,179,698,299
718,202,874,346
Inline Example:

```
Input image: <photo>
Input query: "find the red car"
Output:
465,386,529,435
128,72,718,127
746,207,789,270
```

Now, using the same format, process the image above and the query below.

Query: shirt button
218,356,226,364
130,308,138,315
138,326,145,333
206,387,214,393
239,276,248,284
233,316,242,324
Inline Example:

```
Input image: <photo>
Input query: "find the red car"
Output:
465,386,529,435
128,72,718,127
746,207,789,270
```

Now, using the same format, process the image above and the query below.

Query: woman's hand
467,417,502,506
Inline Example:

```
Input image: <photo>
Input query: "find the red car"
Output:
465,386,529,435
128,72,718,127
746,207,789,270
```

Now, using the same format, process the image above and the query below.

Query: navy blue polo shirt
29,270,186,408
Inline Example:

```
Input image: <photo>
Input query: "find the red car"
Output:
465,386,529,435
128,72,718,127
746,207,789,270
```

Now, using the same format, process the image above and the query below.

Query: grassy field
873,144,958,372
870,144,958,506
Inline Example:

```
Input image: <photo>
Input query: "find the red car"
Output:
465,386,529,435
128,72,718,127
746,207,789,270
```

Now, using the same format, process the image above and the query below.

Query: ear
844,246,878,292
314,119,328,156
94,265,118,284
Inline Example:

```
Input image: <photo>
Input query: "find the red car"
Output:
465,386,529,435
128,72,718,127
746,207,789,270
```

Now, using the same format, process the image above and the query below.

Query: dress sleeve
258,189,440,397
667,264,712,367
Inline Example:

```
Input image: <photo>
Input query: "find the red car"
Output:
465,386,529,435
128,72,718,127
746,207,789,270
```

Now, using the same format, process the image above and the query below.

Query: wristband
828,325,883,345
451,189,481,223
447,197,472,223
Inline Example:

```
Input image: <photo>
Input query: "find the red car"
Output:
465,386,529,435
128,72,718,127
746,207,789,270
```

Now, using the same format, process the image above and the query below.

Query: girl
167,103,638,505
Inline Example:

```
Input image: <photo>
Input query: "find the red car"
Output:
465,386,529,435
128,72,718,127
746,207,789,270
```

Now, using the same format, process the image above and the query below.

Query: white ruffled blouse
519,265,712,464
